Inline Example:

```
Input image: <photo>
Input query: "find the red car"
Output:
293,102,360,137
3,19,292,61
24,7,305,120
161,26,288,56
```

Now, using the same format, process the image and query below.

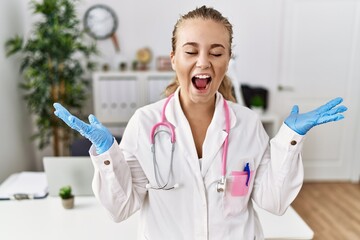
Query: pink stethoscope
146,93,230,192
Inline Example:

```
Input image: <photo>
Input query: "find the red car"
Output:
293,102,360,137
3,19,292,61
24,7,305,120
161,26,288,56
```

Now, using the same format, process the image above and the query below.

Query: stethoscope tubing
149,93,230,191
151,130,175,189
222,99,230,177
150,94,175,144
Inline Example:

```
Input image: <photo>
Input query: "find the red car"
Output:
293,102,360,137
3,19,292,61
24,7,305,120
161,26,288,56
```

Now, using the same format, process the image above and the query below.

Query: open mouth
192,74,212,90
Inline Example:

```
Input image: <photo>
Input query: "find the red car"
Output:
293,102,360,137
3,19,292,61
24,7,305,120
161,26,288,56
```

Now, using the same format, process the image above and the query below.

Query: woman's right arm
90,140,148,222
90,110,148,222
53,103,148,222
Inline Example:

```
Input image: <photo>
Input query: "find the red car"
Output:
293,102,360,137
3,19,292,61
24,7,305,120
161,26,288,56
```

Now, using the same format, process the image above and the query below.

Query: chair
70,136,122,156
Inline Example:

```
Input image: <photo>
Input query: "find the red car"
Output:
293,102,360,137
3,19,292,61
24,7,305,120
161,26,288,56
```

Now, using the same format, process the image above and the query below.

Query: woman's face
171,18,231,106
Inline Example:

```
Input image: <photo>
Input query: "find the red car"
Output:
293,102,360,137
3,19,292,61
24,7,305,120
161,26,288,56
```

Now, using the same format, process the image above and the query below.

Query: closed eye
185,52,197,55
211,54,222,57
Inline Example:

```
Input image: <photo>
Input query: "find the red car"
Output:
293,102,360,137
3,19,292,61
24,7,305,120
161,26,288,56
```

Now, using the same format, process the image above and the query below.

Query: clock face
84,5,118,40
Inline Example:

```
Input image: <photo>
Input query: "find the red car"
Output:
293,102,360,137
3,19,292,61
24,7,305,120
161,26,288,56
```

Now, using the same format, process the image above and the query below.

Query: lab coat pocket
223,170,254,216
229,170,254,196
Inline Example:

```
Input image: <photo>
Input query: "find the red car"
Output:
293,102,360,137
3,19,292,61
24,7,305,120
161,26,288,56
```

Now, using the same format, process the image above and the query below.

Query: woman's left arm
251,97,347,215
251,123,305,215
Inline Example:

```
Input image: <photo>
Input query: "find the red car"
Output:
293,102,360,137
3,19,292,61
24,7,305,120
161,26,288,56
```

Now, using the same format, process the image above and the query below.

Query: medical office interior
1,0,360,239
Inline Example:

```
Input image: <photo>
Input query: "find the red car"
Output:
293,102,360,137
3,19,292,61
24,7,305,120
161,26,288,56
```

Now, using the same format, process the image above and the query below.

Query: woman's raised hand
284,97,348,135
53,103,114,154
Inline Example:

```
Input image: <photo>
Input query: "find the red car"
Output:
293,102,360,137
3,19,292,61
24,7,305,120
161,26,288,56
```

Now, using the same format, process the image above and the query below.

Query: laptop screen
43,156,94,196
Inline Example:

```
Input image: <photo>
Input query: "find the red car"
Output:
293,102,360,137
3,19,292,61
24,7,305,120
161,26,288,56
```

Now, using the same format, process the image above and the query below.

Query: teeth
195,75,210,79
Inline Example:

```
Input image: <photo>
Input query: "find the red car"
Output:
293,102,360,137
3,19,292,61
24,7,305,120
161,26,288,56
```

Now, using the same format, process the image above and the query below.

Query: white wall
71,0,282,92
0,1,36,182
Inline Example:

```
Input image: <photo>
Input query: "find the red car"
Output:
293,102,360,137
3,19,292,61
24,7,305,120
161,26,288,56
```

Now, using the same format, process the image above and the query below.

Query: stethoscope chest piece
217,176,226,193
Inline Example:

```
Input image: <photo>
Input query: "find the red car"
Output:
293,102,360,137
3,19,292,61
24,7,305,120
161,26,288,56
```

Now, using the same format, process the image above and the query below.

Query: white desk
253,204,314,240
0,197,313,240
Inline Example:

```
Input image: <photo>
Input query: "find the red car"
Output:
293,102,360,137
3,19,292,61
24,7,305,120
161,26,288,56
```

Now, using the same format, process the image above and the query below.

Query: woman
54,6,347,239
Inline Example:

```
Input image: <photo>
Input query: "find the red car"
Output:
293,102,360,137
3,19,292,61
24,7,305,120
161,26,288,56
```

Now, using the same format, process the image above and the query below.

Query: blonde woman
54,6,347,239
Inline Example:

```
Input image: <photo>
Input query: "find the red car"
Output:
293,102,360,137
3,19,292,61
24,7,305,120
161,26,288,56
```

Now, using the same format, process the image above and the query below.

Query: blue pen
244,162,250,186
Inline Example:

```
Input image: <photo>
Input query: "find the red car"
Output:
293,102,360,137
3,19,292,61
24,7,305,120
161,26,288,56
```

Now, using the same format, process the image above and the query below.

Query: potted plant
250,95,265,114
5,0,97,156
59,185,74,209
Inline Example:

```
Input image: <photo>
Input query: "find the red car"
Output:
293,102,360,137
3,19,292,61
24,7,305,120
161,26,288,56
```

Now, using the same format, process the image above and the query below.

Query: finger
68,115,91,134
53,102,71,114
53,103,72,124
290,105,299,115
321,105,348,116
53,102,63,110
317,97,343,112
317,114,345,124
88,114,101,125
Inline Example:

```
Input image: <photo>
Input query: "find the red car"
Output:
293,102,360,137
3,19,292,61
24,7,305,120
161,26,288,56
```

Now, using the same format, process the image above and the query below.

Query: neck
179,95,216,121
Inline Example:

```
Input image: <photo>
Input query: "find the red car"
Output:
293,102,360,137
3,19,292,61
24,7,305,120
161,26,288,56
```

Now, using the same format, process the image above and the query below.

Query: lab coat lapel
201,93,237,177
201,125,227,177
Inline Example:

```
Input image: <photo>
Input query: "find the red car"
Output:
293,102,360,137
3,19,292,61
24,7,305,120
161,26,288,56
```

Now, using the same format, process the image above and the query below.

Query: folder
0,171,48,200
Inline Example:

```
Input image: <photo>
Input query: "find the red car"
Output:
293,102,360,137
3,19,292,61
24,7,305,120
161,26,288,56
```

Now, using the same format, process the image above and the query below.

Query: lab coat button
104,160,111,165
290,140,297,145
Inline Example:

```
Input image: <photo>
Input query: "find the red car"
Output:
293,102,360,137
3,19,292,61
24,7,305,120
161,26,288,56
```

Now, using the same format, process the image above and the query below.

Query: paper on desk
0,171,48,199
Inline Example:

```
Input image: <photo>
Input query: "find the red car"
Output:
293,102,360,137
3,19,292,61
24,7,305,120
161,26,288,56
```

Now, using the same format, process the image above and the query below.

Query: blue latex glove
284,97,347,135
53,103,114,154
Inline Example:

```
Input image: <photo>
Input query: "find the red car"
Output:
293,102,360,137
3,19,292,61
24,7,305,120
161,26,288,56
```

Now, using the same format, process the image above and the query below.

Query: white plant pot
61,197,75,209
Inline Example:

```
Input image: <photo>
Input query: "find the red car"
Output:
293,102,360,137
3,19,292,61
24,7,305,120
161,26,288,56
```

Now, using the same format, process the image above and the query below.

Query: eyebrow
182,42,225,49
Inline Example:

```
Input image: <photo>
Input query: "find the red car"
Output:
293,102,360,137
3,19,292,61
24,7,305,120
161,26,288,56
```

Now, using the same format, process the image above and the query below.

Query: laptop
43,156,94,196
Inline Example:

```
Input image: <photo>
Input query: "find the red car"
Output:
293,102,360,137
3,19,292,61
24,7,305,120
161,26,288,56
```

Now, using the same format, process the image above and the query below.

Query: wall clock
84,4,120,51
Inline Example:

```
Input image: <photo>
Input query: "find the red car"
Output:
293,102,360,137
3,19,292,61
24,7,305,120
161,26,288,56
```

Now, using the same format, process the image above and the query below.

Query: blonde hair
165,5,236,102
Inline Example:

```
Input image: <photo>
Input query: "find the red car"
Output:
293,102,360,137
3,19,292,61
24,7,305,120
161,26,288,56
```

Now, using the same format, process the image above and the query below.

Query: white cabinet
93,71,175,124
92,71,280,137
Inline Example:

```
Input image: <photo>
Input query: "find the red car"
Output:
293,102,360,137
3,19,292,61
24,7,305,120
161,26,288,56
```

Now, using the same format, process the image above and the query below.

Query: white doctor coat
90,88,305,240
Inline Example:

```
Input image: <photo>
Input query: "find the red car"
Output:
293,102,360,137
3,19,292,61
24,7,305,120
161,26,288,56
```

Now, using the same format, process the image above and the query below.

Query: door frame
350,1,360,182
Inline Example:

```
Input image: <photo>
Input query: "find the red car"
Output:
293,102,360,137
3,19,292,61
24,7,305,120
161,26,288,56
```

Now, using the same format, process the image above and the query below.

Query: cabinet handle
278,85,294,91
111,103,117,109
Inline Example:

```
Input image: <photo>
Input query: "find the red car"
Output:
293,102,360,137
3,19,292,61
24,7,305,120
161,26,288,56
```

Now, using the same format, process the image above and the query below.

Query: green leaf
5,36,23,57
59,185,73,199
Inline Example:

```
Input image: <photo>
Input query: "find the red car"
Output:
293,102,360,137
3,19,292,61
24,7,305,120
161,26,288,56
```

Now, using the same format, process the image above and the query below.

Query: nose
196,53,211,69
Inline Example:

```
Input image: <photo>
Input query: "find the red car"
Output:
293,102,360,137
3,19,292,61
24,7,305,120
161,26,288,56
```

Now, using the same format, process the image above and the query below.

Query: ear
170,51,176,71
